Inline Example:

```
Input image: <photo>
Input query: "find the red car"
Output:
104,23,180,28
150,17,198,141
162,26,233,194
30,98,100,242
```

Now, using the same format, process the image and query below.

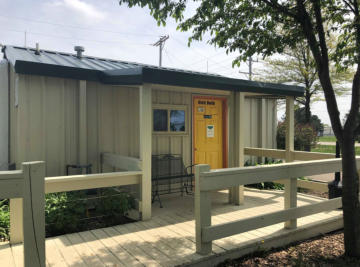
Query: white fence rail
1,162,45,267
10,154,143,245
244,147,335,193
244,147,335,161
195,157,354,255
101,152,142,171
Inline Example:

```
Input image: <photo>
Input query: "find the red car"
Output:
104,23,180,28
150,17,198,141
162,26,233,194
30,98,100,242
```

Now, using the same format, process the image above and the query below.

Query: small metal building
1,45,303,175
0,45,303,218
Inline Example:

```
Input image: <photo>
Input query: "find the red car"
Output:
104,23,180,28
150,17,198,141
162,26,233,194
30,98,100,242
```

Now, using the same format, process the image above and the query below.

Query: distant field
312,145,360,155
318,136,336,142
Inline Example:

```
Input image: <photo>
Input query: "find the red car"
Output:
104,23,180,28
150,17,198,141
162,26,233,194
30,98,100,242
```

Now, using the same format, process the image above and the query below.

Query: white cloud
49,0,106,22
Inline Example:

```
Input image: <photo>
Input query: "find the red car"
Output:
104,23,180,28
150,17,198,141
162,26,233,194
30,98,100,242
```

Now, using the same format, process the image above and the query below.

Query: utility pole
24,31,27,47
153,35,169,67
239,56,258,80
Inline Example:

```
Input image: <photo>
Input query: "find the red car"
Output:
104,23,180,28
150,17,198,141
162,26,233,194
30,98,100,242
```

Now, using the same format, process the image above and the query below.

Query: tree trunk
305,89,311,124
341,131,360,257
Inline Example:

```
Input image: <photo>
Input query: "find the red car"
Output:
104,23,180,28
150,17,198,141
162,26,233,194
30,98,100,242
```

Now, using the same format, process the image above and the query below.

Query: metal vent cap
74,46,85,59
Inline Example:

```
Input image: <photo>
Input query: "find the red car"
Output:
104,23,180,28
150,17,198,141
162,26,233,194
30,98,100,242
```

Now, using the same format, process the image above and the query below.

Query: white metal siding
10,74,277,176
86,82,139,173
12,73,79,176
0,61,8,170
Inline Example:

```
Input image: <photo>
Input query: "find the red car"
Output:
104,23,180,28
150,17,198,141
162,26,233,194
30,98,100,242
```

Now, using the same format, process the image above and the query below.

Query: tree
119,0,360,256
259,40,353,123
295,107,324,135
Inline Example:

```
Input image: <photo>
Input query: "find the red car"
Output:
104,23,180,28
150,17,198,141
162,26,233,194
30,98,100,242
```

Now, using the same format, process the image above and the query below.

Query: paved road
308,173,337,183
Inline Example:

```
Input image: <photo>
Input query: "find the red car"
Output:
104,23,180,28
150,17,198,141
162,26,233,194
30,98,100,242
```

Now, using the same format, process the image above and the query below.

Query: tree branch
343,0,356,13
260,0,298,19
312,0,330,70
296,0,344,141
344,1,360,133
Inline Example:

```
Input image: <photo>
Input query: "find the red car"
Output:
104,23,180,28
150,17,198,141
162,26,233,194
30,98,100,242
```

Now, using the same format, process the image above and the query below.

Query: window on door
153,105,187,134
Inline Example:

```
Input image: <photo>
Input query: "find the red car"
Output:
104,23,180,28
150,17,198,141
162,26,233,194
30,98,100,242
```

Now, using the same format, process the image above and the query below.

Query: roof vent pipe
74,46,85,59
35,43,40,55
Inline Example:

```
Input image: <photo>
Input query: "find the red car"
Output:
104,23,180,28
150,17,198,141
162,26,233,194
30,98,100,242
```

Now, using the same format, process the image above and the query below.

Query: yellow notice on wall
207,125,214,138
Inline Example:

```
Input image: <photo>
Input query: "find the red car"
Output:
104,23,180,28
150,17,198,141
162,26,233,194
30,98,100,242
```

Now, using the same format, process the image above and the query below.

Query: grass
318,136,337,142
312,145,360,155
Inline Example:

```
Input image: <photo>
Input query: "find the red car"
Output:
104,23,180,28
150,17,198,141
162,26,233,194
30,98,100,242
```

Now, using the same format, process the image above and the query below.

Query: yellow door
194,98,224,169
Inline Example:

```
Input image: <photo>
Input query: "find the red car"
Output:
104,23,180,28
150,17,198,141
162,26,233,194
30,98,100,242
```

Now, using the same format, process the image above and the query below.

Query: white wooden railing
244,147,335,193
1,162,45,267
101,152,142,172
194,157,352,255
10,153,143,245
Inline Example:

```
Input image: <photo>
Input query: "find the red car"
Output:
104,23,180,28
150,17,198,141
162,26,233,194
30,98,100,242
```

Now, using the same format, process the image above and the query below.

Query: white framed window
153,104,188,134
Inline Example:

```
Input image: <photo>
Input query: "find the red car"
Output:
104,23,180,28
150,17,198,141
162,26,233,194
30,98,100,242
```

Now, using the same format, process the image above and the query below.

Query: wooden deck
1,188,342,267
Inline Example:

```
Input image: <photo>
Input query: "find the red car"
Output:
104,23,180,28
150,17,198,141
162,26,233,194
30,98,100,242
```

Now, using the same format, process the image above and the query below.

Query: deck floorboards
0,188,342,267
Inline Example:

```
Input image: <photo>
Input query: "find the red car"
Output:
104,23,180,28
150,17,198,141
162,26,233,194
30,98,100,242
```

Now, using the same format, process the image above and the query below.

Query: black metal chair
151,154,194,208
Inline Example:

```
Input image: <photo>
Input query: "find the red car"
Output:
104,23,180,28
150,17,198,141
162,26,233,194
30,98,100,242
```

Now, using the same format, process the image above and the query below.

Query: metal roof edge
14,60,101,81
99,67,143,85
141,67,304,97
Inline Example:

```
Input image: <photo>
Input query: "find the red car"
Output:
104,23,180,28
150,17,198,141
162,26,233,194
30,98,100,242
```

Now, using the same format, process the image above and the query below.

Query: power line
0,14,160,37
164,48,190,68
0,28,150,46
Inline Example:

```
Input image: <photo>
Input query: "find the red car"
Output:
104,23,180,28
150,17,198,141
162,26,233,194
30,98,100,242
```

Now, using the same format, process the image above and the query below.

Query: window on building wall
153,109,168,131
153,105,187,134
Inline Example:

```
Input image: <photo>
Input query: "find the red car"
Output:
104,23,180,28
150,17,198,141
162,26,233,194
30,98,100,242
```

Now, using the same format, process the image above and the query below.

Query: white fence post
22,161,46,267
139,85,152,220
284,96,297,229
232,91,245,205
10,198,23,244
195,164,212,255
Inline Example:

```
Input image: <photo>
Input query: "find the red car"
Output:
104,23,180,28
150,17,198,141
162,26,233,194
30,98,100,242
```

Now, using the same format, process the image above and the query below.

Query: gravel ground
218,231,360,267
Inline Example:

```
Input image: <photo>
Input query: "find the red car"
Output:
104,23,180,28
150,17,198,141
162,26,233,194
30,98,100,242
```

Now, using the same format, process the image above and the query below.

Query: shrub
0,188,136,240
0,199,9,240
46,188,135,236
45,191,88,236
94,188,135,224
277,122,317,151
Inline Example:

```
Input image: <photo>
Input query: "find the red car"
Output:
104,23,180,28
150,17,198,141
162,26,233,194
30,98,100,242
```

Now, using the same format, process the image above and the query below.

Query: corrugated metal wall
244,98,277,164
10,73,79,176
9,72,277,176
87,82,139,172
0,61,8,170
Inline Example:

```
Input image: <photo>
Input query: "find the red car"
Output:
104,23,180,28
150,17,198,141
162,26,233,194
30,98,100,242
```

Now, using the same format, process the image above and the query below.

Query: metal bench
151,154,194,208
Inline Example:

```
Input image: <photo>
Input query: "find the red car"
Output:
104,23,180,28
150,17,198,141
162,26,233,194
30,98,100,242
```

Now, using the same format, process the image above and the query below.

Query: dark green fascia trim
141,67,304,96
14,61,100,81
101,66,304,96
99,67,143,85
12,60,304,97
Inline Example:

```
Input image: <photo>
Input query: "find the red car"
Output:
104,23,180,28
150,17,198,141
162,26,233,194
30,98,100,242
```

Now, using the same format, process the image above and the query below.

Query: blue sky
0,0,352,126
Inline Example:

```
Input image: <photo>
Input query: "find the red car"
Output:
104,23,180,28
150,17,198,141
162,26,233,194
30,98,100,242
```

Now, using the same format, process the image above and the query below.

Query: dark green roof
3,45,304,96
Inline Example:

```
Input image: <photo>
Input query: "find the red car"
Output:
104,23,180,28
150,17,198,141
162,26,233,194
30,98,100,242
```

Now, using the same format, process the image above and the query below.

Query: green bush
0,199,10,240
94,188,135,224
0,189,136,240
277,122,317,151
45,191,88,236
45,189,135,236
